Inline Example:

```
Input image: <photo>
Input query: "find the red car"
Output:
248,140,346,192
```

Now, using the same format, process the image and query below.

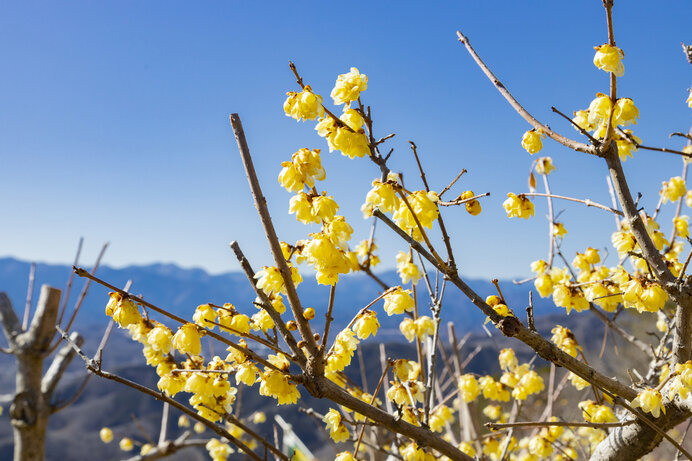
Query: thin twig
521,192,623,216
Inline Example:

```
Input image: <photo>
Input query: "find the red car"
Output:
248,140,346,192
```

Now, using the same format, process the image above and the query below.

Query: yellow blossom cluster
503,193,534,219
458,190,482,215
572,92,640,148
283,86,324,121
278,148,326,193
578,400,618,423
399,316,435,342
660,176,687,203
392,190,441,241
630,388,665,418
550,325,583,358
323,408,350,442
395,251,421,285
206,438,233,461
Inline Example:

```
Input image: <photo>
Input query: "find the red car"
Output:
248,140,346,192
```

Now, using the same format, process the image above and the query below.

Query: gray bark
0,285,82,461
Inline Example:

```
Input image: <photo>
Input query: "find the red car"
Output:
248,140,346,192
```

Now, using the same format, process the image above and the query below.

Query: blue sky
1,1,690,279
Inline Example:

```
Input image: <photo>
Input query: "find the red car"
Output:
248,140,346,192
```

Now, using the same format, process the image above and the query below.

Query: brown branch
487,420,635,430
229,241,305,365
72,267,282,373
439,169,467,199
229,114,320,369
62,242,108,337
456,30,596,155
438,192,490,207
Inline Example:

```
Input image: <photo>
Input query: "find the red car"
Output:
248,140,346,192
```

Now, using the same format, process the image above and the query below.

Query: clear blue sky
1,1,690,279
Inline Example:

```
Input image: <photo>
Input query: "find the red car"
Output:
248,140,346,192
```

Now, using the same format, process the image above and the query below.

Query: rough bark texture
590,407,690,461
0,285,82,461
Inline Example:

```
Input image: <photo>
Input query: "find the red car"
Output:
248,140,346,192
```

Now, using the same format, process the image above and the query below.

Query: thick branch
21,285,61,352
0,293,21,349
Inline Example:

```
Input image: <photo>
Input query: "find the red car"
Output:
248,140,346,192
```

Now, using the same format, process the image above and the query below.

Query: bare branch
456,30,596,155
229,114,320,367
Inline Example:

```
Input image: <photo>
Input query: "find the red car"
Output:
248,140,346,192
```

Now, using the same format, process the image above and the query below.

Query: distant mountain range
0,256,558,338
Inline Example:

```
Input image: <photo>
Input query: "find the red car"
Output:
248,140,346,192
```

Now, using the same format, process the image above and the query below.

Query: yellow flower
99,427,114,443
251,310,275,332
593,44,625,76
528,435,553,457
352,310,379,339
534,273,553,298
587,93,613,132
383,287,415,315
458,374,480,402
512,370,544,400
304,233,351,285
676,361,692,387
193,303,218,329
503,193,534,219
259,370,300,405
579,400,617,423
140,444,154,455
616,130,641,161
535,157,555,175
661,176,687,203
611,230,636,255
499,348,518,371
395,251,421,285
106,293,141,328
363,179,400,217
331,125,371,159
483,404,502,420
552,222,567,238
331,67,368,105
613,98,639,126
278,148,326,193
392,191,440,240
283,86,324,121
459,190,482,216
194,421,206,433
630,388,665,418
459,441,476,457
119,438,134,452
254,265,302,296
312,193,339,222
572,110,595,132
687,90,692,109
206,439,233,460
236,362,259,386
172,323,202,356
429,405,452,432
521,129,543,154
335,451,358,461
147,322,173,354
323,408,350,443
479,376,510,401
569,372,590,390
324,216,353,250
